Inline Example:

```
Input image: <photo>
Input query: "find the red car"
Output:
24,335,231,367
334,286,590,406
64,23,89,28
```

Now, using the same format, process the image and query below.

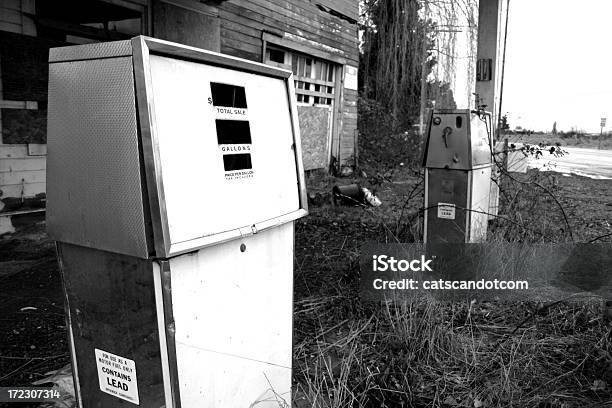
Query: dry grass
293,245,612,407
294,164,612,407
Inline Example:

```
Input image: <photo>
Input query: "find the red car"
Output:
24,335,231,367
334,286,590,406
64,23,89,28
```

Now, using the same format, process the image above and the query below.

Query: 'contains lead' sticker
95,349,139,405
437,203,456,220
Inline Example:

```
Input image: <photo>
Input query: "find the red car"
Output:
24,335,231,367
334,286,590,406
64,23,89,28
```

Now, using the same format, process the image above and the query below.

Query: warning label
437,203,456,220
94,348,139,405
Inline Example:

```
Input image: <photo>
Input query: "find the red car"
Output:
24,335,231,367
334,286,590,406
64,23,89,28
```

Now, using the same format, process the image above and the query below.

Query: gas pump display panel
147,54,301,252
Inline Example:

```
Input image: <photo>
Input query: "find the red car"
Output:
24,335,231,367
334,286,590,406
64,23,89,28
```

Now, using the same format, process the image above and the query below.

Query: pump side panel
425,168,469,243
47,57,150,258
469,166,492,242
58,243,166,407
169,222,294,407
470,114,493,167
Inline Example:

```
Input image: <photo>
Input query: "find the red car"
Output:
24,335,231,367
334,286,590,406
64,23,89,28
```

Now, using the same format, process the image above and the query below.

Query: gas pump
47,36,307,407
422,109,493,243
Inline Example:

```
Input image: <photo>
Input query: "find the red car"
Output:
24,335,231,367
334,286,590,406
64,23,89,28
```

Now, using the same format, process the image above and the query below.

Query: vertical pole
476,0,506,220
496,0,510,141
419,0,429,136
475,0,504,131
600,126,603,150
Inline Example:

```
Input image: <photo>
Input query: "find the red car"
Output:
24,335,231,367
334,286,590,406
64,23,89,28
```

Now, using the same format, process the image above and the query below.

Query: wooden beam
0,208,45,217
0,100,38,110
25,14,131,41
262,32,347,65
294,76,334,87
296,89,334,99
159,0,218,17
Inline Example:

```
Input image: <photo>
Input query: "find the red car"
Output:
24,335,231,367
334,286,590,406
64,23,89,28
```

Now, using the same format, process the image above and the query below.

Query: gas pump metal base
59,224,294,407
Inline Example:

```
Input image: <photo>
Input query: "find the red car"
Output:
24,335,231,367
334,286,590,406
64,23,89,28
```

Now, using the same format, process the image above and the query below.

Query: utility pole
496,0,510,141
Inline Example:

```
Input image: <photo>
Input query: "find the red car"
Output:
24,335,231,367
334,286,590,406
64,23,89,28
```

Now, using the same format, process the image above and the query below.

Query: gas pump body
422,109,493,243
47,37,307,407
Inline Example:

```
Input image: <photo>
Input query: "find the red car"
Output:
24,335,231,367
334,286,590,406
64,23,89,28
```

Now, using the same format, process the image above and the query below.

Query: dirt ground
0,167,610,407
0,217,70,408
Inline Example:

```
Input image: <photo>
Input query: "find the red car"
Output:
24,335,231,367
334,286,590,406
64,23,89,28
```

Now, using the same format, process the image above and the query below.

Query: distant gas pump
422,109,493,243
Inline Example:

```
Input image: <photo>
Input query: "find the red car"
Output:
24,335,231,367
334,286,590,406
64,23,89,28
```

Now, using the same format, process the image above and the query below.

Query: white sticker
95,348,139,405
437,203,456,220
344,65,358,91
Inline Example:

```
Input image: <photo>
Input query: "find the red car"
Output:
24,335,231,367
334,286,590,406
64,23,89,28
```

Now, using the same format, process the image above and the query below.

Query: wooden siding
338,88,357,165
0,1,41,207
315,0,358,21
218,0,358,64
217,0,359,167
0,0,36,35
153,0,220,51
0,144,46,209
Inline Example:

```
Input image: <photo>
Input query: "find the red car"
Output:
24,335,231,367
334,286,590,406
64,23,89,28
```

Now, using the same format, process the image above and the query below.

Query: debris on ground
332,184,382,207
33,364,75,408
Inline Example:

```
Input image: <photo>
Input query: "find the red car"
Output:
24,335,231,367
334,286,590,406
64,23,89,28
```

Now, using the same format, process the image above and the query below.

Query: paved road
508,146,612,179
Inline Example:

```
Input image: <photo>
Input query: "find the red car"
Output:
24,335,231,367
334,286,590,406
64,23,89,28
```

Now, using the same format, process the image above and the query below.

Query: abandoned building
0,0,359,232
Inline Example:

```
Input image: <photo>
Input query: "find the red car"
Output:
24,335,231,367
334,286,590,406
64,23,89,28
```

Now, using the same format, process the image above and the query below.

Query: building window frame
261,33,346,169
265,45,336,107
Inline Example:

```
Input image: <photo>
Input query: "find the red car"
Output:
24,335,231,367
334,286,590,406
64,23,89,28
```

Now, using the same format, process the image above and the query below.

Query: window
268,49,286,64
266,46,336,106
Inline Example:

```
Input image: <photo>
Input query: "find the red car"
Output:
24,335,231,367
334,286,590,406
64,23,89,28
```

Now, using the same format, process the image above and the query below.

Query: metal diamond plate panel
47,56,149,258
49,40,132,63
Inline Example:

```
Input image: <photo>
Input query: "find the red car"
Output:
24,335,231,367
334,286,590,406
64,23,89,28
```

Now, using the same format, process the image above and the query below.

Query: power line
497,0,511,139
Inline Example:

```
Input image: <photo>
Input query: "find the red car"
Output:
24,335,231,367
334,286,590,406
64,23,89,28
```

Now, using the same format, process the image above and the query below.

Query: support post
476,0,508,220
475,0,506,138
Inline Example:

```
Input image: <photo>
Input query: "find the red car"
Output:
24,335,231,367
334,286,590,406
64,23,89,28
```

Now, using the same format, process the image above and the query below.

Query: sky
502,0,612,133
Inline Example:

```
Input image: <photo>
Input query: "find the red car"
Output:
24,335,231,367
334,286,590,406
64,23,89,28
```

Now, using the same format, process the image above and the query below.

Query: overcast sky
503,0,612,133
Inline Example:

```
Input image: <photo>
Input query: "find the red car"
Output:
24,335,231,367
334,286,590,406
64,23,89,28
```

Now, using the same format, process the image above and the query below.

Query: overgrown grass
293,217,612,407
293,119,612,406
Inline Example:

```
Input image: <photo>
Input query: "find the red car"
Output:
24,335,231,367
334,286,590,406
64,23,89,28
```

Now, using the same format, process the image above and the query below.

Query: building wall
0,0,359,218
0,0,146,216
0,0,36,35
0,0,46,214
216,0,359,170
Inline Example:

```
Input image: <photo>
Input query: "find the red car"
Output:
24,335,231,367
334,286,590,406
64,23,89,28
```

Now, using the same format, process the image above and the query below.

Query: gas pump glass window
210,82,247,108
